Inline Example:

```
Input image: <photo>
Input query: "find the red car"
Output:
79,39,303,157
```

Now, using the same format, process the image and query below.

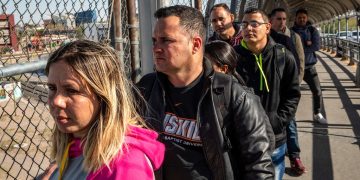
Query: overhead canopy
258,0,360,25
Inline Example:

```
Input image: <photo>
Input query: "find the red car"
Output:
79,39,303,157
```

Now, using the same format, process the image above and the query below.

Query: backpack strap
212,73,231,123
212,72,233,150
275,45,286,80
290,29,297,46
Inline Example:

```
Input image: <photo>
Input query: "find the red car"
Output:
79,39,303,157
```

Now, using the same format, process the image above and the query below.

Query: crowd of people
39,3,326,180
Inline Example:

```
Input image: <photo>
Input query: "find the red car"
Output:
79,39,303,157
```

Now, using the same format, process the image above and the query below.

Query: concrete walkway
283,50,360,180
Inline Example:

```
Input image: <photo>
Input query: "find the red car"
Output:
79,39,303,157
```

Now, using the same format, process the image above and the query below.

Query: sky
2,0,109,26
1,0,233,26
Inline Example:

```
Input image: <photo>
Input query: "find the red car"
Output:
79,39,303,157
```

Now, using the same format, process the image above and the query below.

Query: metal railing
0,60,51,179
321,36,360,87
0,0,116,179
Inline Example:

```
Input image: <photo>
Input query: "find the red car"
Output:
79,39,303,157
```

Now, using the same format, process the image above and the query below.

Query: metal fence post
113,0,124,62
237,0,246,22
331,20,336,54
327,22,331,52
336,16,342,57
356,46,360,87
138,0,157,76
341,41,349,61
349,43,354,65
195,0,202,10
127,0,140,82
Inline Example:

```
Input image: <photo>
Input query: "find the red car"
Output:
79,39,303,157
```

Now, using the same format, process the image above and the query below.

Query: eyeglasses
239,21,268,29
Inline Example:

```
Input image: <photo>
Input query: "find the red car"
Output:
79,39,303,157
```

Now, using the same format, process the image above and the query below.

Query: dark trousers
303,65,323,114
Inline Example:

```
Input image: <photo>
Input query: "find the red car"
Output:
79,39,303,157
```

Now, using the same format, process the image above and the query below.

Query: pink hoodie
68,126,165,180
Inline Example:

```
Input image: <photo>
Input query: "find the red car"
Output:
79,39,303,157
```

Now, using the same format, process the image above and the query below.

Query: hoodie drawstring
59,140,75,180
241,40,269,92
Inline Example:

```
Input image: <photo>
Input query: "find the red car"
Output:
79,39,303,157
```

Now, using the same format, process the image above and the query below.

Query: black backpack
212,72,276,152
274,44,286,80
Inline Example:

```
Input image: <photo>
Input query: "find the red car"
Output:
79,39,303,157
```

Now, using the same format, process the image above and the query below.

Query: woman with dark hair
205,40,246,85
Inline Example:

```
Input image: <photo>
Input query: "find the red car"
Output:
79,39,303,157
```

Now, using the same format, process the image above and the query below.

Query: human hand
38,162,58,180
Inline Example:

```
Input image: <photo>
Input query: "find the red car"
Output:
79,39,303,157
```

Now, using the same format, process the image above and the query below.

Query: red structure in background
0,14,18,51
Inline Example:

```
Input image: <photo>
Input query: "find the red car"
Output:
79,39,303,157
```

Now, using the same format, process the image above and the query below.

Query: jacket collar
238,36,277,59
292,23,311,31
213,23,241,40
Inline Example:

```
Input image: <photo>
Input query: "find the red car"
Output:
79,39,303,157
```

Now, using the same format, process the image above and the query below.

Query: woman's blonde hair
46,40,144,171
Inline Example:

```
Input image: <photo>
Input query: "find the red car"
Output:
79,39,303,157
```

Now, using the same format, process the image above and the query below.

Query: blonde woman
45,40,164,180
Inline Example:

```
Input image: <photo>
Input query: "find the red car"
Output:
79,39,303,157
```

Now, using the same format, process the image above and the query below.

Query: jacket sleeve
278,50,301,126
286,35,301,75
231,87,274,179
308,27,320,52
295,33,305,82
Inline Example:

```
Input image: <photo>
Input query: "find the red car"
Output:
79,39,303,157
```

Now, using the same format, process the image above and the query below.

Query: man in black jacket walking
234,8,301,180
137,5,274,180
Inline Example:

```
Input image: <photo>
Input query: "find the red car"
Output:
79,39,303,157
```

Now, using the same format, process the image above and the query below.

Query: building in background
0,14,18,51
74,10,97,26
43,13,76,30
82,22,108,42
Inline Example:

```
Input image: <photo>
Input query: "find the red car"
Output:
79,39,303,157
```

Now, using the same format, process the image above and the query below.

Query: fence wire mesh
0,0,243,179
0,0,131,179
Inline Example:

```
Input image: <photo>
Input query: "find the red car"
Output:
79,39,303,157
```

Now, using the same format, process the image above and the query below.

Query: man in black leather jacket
137,5,274,180
234,8,300,180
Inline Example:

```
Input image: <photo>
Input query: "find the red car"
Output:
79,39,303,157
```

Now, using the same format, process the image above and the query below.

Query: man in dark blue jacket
292,8,327,124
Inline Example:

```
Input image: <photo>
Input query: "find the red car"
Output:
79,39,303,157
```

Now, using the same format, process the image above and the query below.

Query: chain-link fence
0,0,256,179
0,0,128,179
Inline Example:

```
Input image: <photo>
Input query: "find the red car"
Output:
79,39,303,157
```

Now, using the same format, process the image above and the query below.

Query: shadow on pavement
308,52,360,180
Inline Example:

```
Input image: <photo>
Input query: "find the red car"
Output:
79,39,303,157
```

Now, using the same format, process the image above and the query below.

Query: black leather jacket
234,37,301,148
136,60,274,180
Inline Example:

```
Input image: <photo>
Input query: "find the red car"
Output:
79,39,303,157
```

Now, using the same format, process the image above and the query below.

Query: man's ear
192,36,203,54
265,23,271,34
230,13,235,22
220,65,229,74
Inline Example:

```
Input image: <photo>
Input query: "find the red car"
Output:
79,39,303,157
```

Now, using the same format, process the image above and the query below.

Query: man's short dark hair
210,3,231,13
244,8,269,23
296,8,308,16
154,5,206,40
270,8,286,18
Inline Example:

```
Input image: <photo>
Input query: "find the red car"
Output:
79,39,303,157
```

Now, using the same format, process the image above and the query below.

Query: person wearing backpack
234,8,301,180
136,5,274,180
269,8,306,175
292,8,327,125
